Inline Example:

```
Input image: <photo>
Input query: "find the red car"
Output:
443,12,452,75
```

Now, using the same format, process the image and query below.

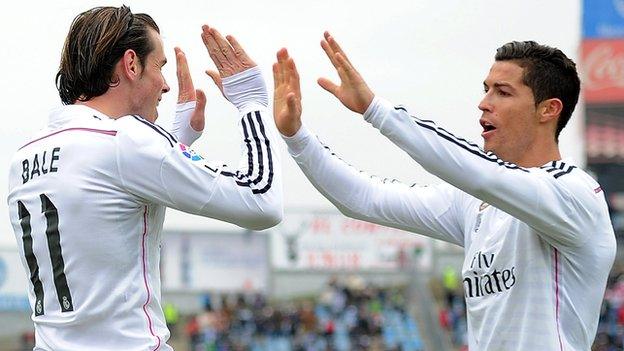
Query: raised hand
175,47,205,132
273,48,302,137
201,25,256,96
318,31,374,114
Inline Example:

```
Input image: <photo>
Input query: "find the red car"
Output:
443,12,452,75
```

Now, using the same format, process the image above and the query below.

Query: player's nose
162,79,171,94
478,95,492,112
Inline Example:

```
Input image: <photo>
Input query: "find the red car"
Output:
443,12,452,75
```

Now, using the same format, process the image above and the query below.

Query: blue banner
584,0,624,38
0,294,30,311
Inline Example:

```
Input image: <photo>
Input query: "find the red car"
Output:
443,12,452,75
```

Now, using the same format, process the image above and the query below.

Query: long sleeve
364,96,605,248
284,125,465,246
167,101,202,146
115,67,282,230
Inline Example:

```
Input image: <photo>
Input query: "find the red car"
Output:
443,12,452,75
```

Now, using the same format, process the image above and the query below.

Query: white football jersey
7,68,282,350
283,96,616,350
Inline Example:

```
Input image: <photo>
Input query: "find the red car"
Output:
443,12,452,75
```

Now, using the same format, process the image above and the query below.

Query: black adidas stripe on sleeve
219,111,275,194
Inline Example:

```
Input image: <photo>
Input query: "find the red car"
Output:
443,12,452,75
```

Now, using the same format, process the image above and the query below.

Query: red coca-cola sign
582,39,624,103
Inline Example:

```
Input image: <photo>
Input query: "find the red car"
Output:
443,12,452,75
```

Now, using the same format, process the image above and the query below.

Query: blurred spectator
164,302,180,334
442,266,459,308
20,331,35,351
184,315,201,351
436,272,468,350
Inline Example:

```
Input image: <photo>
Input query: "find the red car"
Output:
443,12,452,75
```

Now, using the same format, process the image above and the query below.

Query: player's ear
120,49,141,81
537,98,562,124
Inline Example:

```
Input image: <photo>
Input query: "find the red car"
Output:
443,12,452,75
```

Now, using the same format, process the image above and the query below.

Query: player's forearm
200,167,283,230
223,107,283,230
364,97,496,193
283,125,371,217
156,67,282,230
210,67,282,229
159,107,283,230
283,125,462,242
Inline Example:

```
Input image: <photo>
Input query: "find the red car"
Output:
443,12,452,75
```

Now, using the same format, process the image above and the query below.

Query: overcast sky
0,0,582,246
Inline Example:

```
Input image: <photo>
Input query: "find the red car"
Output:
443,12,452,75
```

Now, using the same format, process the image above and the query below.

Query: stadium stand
178,279,424,351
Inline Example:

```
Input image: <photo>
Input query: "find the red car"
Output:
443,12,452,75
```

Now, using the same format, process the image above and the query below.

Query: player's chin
483,140,494,153
483,141,502,156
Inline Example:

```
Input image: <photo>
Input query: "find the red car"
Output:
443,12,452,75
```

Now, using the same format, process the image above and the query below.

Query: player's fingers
277,47,289,64
226,34,246,57
205,70,224,93
277,48,289,87
226,34,255,68
275,49,288,85
317,77,339,97
190,89,206,132
202,25,231,74
287,58,301,99
272,63,281,90
209,27,232,52
324,31,352,65
209,27,237,67
286,92,300,114
175,47,195,103
321,39,340,69
201,26,221,70
334,53,359,82
175,47,183,74
175,47,191,81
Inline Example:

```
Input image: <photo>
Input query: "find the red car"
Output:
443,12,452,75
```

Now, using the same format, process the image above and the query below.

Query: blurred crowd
435,267,468,351
180,277,423,351
437,294,467,350
593,264,624,350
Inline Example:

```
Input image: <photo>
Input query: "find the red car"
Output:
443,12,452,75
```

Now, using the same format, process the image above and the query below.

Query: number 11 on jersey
17,194,74,316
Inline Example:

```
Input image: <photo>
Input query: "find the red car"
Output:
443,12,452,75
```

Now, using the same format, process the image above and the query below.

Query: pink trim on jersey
554,248,563,351
141,206,161,350
19,127,117,150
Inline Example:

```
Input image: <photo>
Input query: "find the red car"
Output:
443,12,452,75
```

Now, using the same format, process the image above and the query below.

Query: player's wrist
222,66,268,111
175,101,197,113
172,101,203,145
282,123,311,156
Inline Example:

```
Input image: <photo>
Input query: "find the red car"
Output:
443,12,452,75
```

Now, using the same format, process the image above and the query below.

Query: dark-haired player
273,34,616,350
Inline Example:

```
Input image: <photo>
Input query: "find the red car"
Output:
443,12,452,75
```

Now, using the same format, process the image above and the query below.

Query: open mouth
480,120,497,138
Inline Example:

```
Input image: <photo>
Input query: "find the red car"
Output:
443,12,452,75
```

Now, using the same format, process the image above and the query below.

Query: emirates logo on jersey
179,144,202,161
463,251,516,298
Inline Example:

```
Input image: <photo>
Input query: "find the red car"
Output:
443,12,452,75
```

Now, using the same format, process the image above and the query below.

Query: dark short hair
55,6,159,105
495,41,580,141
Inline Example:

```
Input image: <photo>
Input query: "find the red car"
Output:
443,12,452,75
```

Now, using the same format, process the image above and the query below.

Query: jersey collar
48,104,113,128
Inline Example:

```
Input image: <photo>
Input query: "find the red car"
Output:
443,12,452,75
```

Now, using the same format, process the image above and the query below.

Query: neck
510,139,561,168
75,91,131,119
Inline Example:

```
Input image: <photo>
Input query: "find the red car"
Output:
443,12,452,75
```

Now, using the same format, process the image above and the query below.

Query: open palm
273,48,302,137
317,31,374,114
